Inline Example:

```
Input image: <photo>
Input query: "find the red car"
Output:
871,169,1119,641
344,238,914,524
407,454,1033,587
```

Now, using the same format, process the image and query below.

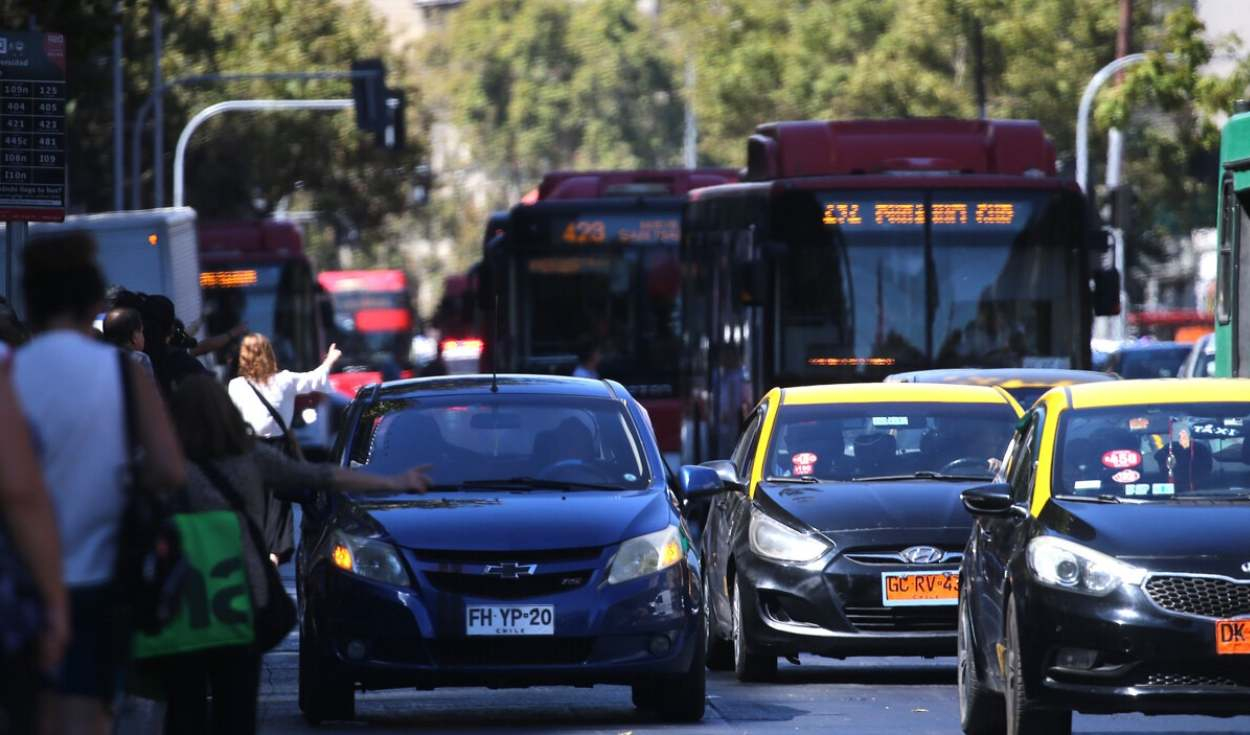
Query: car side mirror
961,483,1017,516
701,459,745,491
679,465,725,499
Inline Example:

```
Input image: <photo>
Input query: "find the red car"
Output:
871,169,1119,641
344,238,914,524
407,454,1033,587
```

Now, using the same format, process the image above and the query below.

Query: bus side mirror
734,262,767,307
1093,268,1121,316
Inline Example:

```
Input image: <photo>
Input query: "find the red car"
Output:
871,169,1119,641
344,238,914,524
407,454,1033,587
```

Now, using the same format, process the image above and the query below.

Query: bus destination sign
821,201,1017,228
0,31,67,222
557,214,680,245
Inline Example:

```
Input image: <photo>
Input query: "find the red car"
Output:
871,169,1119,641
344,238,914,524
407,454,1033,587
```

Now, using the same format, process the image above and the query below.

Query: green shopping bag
133,511,256,658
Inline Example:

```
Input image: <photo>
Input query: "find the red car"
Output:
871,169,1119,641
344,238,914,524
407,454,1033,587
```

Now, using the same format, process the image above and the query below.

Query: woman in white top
227,333,341,440
227,333,341,563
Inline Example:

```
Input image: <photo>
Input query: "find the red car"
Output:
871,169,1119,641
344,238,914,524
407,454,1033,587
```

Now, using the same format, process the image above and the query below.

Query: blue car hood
352,489,673,551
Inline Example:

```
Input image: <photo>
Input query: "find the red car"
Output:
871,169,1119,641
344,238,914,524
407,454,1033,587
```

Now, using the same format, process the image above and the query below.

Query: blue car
295,375,718,724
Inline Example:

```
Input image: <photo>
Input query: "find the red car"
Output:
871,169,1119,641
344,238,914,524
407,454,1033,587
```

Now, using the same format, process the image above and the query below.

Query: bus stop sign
0,31,67,222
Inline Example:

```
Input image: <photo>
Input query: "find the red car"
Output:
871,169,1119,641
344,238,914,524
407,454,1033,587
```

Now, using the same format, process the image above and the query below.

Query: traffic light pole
172,98,354,209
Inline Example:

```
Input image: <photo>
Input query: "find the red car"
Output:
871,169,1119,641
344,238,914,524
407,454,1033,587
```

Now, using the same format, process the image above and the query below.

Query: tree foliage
5,0,425,269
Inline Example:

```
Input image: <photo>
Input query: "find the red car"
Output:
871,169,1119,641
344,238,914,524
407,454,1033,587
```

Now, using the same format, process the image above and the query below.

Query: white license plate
465,605,555,636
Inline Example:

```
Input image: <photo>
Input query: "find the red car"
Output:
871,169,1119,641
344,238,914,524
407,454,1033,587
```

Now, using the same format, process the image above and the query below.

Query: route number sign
0,32,67,222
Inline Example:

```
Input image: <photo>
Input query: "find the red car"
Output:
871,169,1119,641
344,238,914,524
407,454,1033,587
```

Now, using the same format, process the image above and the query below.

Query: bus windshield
201,260,321,371
508,206,683,391
775,188,1084,380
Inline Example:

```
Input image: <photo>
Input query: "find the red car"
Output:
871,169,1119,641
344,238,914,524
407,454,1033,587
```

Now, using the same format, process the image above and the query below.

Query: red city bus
481,169,737,466
681,119,1122,461
318,269,417,397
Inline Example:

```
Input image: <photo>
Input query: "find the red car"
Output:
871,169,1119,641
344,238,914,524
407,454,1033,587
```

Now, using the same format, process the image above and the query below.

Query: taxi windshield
1054,403,1250,500
348,393,650,490
764,402,1018,482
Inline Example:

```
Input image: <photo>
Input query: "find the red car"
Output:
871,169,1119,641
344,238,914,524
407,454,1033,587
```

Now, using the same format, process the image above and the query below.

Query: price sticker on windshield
1101,449,1141,470
792,452,818,476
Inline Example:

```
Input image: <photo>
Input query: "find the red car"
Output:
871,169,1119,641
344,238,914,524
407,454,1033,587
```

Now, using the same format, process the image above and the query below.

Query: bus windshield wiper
853,471,991,482
458,477,622,491
764,476,821,484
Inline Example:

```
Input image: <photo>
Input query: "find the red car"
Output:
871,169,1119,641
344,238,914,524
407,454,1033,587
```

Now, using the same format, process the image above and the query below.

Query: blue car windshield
1055,403,1250,500
764,402,1018,481
348,394,650,489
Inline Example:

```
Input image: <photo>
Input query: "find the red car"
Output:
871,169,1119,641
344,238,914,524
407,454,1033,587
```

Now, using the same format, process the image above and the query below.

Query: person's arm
128,359,186,491
189,323,247,357
287,342,342,394
330,465,430,494
0,363,69,671
251,441,428,497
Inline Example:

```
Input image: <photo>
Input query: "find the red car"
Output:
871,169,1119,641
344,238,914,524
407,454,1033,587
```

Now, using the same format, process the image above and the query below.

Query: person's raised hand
325,343,343,366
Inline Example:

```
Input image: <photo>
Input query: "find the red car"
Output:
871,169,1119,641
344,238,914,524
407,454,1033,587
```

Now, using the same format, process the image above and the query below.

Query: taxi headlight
749,509,831,563
1027,537,1144,596
608,526,685,585
330,531,411,587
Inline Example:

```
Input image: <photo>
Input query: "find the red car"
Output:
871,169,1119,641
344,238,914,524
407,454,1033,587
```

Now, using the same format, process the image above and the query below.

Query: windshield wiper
1056,494,1130,504
853,471,991,482
1170,492,1250,501
457,477,622,491
764,476,821,484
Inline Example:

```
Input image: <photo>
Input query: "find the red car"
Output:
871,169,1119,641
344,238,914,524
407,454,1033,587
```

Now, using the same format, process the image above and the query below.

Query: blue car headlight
330,531,411,587
607,526,685,585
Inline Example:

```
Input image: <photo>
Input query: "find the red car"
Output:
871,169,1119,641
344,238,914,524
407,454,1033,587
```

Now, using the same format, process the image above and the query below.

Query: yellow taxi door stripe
748,388,783,499
1029,399,1063,517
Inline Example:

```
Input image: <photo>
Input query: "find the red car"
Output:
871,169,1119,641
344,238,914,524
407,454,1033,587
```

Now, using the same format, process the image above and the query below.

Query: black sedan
699,383,1020,681
296,375,720,724
959,379,1250,735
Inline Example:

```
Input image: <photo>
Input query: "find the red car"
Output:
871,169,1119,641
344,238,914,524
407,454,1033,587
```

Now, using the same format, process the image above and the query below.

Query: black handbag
198,462,297,653
113,352,185,636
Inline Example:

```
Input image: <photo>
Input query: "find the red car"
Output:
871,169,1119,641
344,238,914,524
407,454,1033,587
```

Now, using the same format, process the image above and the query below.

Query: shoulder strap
198,461,269,555
247,380,294,437
118,351,141,491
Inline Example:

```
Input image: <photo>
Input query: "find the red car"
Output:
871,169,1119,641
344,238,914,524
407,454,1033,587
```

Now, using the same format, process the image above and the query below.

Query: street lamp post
172,98,354,209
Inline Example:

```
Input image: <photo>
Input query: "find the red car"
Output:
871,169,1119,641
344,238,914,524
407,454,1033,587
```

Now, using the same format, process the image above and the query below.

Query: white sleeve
284,365,332,395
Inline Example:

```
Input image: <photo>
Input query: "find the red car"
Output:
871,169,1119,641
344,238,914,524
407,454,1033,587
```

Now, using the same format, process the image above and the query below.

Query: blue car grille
425,570,593,599
429,637,593,666
1144,575,1250,619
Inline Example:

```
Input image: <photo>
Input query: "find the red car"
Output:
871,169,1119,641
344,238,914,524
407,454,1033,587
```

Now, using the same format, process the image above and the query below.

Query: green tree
5,0,426,270
1097,6,1250,296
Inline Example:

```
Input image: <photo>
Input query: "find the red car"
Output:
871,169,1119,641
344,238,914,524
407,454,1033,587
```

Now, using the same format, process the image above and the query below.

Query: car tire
704,569,734,671
631,682,660,711
732,582,777,682
298,614,355,725
958,601,1004,735
654,619,708,722
1005,596,1071,735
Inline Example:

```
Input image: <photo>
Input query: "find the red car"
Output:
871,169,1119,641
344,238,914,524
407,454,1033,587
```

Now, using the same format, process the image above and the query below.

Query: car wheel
654,618,708,722
298,614,355,725
958,601,1004,734
630,682,660,711
1004,596,1071,735
704,568,734,671
732,582,777,682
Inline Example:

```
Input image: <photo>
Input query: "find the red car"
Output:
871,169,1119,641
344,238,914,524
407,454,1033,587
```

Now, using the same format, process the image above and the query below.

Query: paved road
258,626,1250,734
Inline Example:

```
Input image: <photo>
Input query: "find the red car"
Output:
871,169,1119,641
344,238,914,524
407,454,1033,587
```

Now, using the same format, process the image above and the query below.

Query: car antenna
490,290,500,393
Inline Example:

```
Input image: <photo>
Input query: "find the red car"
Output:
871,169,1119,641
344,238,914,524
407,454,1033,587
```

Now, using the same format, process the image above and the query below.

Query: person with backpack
10,231,186,735
164,374,427,734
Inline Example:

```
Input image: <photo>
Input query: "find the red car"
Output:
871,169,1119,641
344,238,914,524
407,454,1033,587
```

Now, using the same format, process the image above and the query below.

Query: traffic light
350,58,386,133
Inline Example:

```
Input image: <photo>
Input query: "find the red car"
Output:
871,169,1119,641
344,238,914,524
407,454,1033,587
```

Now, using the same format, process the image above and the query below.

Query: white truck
2,207,202,328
